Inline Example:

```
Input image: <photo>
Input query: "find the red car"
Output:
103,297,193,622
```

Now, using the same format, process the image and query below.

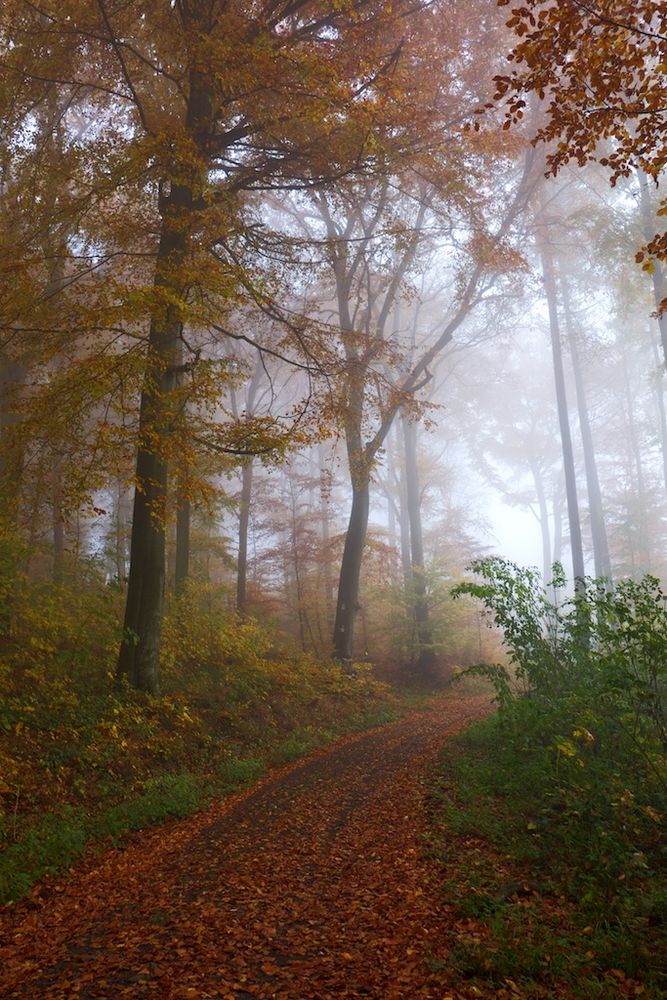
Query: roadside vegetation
427,559,667,998
0,560,409,907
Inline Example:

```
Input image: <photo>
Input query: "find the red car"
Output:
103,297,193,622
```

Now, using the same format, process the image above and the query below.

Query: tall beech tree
535,194,586,589
289,141,538,663
1,0,453,693
561,272,612,582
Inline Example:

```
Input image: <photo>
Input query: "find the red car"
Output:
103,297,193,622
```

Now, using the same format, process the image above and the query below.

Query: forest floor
0,692,655,1000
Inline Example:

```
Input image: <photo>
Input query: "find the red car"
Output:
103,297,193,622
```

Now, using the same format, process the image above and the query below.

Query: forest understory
0,684,664,1000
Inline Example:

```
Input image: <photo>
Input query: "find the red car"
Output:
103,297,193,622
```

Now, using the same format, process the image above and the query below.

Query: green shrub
444,559,667,989
0,807,88,902
100,774,206,840
216,755,264,789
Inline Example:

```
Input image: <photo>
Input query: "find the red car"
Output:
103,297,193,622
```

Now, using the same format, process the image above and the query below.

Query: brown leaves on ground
1,694,495,999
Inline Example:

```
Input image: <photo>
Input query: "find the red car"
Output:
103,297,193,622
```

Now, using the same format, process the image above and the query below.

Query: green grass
216,754,265,789
0,807,89,903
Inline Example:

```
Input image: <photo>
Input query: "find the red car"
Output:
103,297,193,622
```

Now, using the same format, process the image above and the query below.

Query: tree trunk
621,351,649,574
114,478,128,582
552,480,564,568
402,414,436,675
0,357,26,526
394,424,412,588
561,276,612,583
650,330,667,491
637,169,667,367
528,456,552,585
116,192,190,695
537,211,586,590
117,60,212,694
317,443,335,623
332,478,370,665
175,499,191,596
52,452,65,583
236,460,253,616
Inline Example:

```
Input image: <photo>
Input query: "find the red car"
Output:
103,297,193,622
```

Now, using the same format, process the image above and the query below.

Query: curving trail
0,694,491,999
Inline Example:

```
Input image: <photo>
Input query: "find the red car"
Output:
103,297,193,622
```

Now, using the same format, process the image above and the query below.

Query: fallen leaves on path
0,695,492,1000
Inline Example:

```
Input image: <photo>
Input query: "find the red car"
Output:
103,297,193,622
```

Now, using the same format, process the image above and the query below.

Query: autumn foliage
494,0,667,287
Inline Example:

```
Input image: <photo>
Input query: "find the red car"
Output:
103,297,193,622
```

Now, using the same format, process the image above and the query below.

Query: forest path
0,693,491,1000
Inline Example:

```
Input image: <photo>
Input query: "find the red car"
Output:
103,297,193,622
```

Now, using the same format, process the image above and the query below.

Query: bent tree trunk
402,414,435,676
333,479,370,664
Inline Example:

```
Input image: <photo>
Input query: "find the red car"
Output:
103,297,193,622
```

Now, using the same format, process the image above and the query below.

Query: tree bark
333,478,370,665
317,442,335,623
236,460,253,616
175,499,191,596
649,330,667,491
528,456,552,585
395,424,413,589
561,276,612,583
621,351,649,575
116,203,188,694
402,414,436,675
537,209,586,590
0,357,26,526
637,169,667,368
52,453,65,583
117,58,213,694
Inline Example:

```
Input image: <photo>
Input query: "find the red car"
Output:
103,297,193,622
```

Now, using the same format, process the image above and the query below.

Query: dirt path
0,694,491,999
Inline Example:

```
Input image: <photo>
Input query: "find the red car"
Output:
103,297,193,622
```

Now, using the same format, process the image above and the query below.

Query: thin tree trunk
552,480,564,568
650,331,667,491
621,352,649,574
561,276,612,583
52,452,65,583
317,442,335,623
537,209,586,590
528,457,552,585
395,424,412,589
637,169,667,367
402,414,435,675
0,358,26,527
175,499,190,596
236,460,253,616
115,478,127,582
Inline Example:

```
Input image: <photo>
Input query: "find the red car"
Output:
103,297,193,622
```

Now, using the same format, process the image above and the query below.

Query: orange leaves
0,695,491,999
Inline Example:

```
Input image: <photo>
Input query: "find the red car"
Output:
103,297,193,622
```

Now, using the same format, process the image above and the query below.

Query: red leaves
0,695,491,999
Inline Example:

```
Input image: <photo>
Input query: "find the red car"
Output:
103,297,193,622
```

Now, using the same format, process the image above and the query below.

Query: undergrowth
0,570,405,905
426,559,667,999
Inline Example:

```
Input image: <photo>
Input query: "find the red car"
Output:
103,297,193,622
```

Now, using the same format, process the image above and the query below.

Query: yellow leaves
0,751,21,795
642,804,662,824
554,738,577,758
